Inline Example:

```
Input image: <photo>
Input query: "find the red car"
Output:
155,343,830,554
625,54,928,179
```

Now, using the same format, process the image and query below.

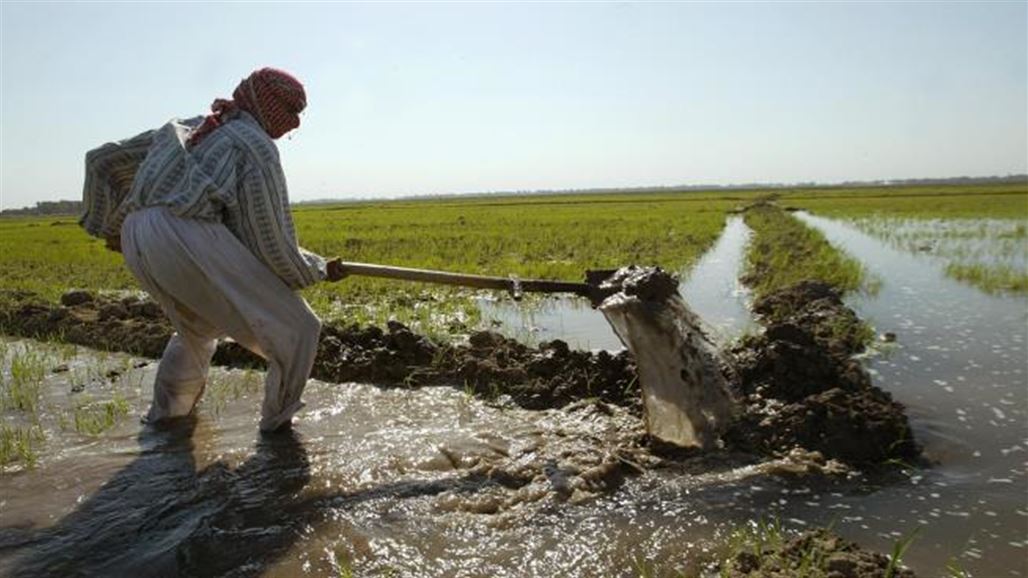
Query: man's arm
233,147,329,290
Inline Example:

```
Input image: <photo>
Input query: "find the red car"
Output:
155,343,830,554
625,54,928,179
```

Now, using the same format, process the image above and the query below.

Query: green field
781,183,1028,294
0,191,740,332
1,182,1025,335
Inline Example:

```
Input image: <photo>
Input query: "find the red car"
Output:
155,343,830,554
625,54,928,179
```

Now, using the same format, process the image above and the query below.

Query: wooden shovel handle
334,260,596,299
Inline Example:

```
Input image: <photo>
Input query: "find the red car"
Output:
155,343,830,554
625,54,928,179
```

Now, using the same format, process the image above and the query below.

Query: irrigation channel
479,216,756,350
0,214,1024,577
795,212,1027,577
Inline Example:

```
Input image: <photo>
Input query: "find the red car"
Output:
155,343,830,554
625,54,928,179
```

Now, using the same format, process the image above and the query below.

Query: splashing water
597,266,734,449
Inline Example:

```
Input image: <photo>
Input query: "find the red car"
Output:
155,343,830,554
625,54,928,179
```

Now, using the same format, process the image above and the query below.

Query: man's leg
123,209,223,421
254,300,321,431
121,207,322,431
147,330,218,421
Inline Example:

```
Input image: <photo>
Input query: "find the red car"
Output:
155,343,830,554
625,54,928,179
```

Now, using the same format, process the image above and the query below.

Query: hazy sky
1,2,1025,209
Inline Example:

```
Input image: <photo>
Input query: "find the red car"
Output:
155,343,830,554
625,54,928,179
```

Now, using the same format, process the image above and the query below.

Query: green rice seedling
884,528,920,578
944,557,970,578
633,556,658,578
326,546,355,578
722,516,786,562
2,347,49,414
784,184,1027,296
945,262,1027,295
203,371,261,417
0,423,45,468
782,182,1027,219
715,517,872,578
72,393,130,435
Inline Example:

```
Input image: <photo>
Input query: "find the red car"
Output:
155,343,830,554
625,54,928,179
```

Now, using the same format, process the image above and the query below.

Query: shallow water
797,212,1028,577
1,341,843,577
478,216,755,350
847,216,1027,271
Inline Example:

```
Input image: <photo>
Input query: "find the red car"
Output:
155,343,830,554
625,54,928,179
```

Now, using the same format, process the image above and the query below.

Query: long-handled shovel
332,261,617,304
330,260,734,449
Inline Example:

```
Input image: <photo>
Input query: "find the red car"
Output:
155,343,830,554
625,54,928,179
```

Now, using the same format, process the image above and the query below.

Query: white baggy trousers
121,207,321,431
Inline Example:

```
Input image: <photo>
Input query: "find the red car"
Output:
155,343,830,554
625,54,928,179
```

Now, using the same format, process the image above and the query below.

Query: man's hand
326,258,348,282
105,235,122,253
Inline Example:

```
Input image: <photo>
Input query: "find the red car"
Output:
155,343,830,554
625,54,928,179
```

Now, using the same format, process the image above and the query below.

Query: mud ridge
724,280,921,466
0,290,641,413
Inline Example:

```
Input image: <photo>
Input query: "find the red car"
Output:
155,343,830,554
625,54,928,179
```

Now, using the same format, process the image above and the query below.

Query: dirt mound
2,292,173,359
725,281,920,466
0,290,640,412
719,528,917,577
313,323,640,411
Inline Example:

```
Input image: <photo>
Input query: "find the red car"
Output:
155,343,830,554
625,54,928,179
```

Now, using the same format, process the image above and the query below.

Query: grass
327,546,355,578
203,369,262,416
0,182,1023,333
71,392,130,435
883,528,919,578
0,191,736,333
785,183,1028,295
716,517,920,578
945,262,1027,294
0,423,44,468
742,203,871,299
843,216,1027,294
2,346,49,414
781,183,1027,219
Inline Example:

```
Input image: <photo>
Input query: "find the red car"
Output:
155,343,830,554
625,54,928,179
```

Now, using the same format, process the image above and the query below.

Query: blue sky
1,1,1025,209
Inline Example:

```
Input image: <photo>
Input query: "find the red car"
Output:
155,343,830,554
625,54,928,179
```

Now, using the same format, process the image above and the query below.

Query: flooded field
1,203,1026,577
843,216,1027,294
797,212,1028,576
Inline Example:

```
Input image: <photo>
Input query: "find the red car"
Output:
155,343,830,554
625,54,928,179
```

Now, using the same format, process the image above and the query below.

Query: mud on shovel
331,261,735,450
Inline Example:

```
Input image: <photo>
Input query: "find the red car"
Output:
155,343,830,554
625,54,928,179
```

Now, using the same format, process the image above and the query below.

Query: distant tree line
0,200,83,217
5,173,1026,214
296,173,1028,205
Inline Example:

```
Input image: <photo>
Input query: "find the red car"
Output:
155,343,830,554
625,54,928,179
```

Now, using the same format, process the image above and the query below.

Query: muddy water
797,212,1028,577
2,340,842,577
478,217,754,350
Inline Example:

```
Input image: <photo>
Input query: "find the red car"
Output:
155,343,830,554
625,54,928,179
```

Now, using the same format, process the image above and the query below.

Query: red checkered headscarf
187,67,306,147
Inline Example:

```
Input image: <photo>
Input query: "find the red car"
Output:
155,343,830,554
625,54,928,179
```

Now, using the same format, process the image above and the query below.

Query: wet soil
724,281,920,466
719,528,916,578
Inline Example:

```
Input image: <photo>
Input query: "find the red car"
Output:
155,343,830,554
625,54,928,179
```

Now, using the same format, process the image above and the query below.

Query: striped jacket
80,112,326,290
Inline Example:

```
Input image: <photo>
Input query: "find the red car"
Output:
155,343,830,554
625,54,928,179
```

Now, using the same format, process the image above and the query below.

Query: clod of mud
314,323,640,411
725,281,920,466
718,528,917,577
4,291,173,359
59,290,93,307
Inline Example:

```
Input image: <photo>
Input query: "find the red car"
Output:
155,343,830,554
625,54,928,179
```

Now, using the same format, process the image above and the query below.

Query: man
80,67,344,432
